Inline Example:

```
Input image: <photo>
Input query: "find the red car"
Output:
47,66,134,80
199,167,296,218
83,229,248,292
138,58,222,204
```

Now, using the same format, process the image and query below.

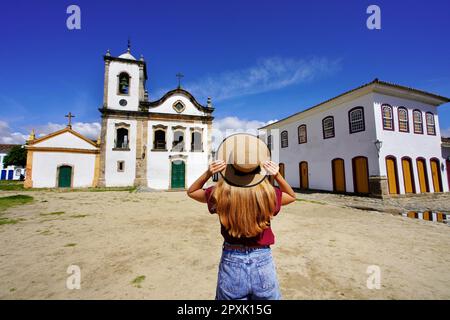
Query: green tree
3,145,26,168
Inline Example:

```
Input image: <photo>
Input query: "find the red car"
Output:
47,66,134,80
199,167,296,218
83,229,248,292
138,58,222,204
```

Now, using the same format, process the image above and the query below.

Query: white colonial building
259,79,450,197
25,47,213,189
0,144,25,181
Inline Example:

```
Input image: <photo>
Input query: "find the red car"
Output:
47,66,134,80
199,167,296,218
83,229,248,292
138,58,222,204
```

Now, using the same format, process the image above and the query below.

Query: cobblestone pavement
295,191,450,215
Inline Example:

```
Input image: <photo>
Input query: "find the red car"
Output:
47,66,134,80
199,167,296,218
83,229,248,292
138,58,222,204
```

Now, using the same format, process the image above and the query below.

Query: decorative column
134,119,148,187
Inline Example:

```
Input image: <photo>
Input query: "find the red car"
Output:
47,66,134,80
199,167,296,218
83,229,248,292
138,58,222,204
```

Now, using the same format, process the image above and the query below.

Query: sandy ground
0,189,449,300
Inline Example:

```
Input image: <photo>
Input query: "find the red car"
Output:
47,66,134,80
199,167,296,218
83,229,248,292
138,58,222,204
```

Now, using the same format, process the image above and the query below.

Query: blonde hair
211,178,276,238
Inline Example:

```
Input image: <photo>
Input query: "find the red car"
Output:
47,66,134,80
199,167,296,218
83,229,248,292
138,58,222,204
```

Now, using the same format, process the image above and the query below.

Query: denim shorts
215,243,281,300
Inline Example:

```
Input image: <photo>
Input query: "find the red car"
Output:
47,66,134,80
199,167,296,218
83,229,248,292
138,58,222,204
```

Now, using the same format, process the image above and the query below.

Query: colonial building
25,46,214,189
259,79,450,197
0,144,25,180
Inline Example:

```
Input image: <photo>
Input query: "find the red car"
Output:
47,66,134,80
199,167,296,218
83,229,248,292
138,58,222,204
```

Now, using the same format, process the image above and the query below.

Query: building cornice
260,79,450,130
99,107,214,122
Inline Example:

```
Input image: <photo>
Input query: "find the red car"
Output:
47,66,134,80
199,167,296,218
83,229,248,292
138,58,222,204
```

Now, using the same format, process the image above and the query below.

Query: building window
172,100,186,113
281,131,288,148
190,128,203,152
115,128,129,149
172,130,185,151
298,125,307,144
426,112,436,135
382,104,394,130
154,130,166,150
413,110,423,134
398,107,409,132
348,107,365,133
118,72,130,95
267,135,272,150
322,116,335,139
117,161,125,172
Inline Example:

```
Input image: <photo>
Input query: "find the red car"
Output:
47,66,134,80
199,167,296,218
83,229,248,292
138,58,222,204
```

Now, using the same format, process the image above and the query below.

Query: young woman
187,133,296,300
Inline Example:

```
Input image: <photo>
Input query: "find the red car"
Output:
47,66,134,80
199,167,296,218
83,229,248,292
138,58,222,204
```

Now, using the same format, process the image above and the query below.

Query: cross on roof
176,72,184,88
65,112,75,128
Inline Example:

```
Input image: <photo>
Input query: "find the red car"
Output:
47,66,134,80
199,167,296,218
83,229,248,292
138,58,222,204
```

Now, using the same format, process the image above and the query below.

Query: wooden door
279,163,285,178
386,157,399,194
401,158,415,194
447,160,450,192
299,162,308,190
416,158,429,193
171,160,185,189
58,166,72,188
353,157,369,193
332,159,346,192
430,159,442,192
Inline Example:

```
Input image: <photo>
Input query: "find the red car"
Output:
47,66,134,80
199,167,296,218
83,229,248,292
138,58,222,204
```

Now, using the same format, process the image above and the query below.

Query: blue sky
1,0,450,143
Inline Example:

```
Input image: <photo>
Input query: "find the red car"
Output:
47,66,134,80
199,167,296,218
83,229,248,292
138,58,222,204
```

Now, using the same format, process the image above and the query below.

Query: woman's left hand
263,161,279,176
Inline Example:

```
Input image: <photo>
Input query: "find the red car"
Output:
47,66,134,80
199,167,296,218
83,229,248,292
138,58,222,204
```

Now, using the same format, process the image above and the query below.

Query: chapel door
430,159,442,192
401,158,415,194
171,160,185,189
416,158,429,193
352,157,369,194
1,170,6,180
58,166,72,188
299,161,309,190
7,170,14,180
332,158,346,193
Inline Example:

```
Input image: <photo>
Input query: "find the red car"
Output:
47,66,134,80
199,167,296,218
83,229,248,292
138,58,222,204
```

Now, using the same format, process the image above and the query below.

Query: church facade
25,47,214,189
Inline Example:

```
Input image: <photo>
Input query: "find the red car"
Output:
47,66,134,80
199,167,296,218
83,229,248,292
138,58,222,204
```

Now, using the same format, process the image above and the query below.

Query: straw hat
216,133,271,187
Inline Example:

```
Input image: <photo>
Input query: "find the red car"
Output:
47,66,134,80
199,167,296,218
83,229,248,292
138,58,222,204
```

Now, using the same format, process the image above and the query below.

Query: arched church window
382,104,394,130
191,129,203,152
118,72,130,95
154,130,166,150
115,128,129,149
172,130,185,152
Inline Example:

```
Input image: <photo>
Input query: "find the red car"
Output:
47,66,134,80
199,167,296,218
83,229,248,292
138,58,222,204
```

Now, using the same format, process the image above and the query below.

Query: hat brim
216,133,271,188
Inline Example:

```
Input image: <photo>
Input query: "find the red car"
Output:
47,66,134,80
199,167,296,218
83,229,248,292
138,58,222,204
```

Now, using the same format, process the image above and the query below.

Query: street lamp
374,139,383,157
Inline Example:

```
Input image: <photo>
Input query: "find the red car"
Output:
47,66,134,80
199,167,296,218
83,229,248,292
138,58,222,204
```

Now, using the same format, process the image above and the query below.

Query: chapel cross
176,72,184,88
65,112,75,128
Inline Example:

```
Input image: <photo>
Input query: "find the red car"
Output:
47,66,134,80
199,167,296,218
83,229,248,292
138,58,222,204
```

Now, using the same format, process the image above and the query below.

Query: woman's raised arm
187,160,226,203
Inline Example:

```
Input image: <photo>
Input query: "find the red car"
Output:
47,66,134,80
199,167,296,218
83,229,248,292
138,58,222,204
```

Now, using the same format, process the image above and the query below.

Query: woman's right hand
263,161,279,176
208,160,226,176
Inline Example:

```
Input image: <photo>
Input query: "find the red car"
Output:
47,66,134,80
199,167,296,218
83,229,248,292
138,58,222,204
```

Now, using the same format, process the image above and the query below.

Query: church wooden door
430,159,442,192
401,157,415,194
171,160,185,189
416,158,429,193
352,156,369,194
386,157,399,195
332,158,346,193
299,161,308,190
58,166,72,188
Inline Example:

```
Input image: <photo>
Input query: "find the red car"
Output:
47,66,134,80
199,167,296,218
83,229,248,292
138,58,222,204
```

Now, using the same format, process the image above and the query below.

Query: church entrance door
171,160,185,189
58,165,72,188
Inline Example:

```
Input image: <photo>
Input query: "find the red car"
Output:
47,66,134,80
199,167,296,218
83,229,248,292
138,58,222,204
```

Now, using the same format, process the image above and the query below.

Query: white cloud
35,122,101,140
211,116,277,150
185,56,341,101
0,120,28,144
441,127,450,137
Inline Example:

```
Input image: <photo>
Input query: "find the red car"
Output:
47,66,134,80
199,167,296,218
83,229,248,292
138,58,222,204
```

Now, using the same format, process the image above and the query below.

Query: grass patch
296,198,326,205
131,275,146,288
40,211,65,216
0,217,19,225
70,214,88,218
0,180,25,191
9,288,16,292
64,243,77,247
0,195,34,213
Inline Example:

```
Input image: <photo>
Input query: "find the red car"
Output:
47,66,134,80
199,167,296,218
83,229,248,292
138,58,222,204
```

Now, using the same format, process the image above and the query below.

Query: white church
259,79,450,197
24,46,214,189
